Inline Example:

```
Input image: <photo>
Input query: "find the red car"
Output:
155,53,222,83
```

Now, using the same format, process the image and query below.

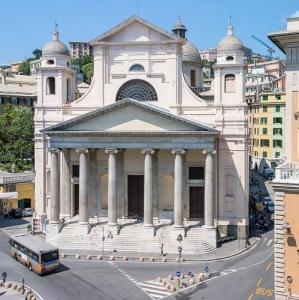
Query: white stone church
34,16,248,254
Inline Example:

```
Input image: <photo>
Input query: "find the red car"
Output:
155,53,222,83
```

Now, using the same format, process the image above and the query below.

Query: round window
226,56,234,62
47,59,54,65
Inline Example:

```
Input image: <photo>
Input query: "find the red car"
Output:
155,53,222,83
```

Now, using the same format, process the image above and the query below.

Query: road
0,227,274,300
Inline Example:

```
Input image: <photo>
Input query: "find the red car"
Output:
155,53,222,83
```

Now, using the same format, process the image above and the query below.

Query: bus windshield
41,251,59,263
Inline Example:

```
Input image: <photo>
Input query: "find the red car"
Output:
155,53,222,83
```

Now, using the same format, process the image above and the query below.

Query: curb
59,238,260,263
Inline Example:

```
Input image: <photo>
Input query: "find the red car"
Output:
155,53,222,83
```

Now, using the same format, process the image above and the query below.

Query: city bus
9,234,59,275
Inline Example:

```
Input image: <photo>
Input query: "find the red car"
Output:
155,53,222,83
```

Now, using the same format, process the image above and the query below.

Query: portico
44,99,219,233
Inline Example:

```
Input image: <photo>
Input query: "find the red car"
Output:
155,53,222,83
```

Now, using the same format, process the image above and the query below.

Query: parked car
22,208,34,217
266,201,275,213
4,208,23,219
260,168,274,178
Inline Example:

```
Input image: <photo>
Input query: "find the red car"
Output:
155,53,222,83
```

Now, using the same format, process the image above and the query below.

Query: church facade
34,16,249,253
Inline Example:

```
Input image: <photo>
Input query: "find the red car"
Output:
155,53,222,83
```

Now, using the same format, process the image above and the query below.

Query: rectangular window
260,117,267,125
275,106,281,112
190,70,196,87
273,128,283,135
263,106,267,112
275,95,281,100
189,167,204,180
273,117,282,124
260,139,269,147
263,151,268,158
255,151,258,156
273,140,283,148
262,95,268,101
72,165,79,177
275,152,280,158
262,128,267,135
257,128,259,135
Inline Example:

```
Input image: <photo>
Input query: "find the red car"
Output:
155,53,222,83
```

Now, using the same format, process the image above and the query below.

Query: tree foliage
0,105,34,172
32,49,42,59
19,49,42,75
72,55,94,84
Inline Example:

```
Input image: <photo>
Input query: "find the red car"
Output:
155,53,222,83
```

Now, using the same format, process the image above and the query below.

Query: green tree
81,62,94,84
19,60,31,75
32,48,42,59
0,105,34,172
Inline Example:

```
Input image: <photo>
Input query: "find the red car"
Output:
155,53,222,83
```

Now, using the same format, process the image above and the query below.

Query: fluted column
77,149,89,225
172,149,185,228
142,149,154,227
50,148,60,224
203,149,216,228
106,148,118,226
60,149,71,219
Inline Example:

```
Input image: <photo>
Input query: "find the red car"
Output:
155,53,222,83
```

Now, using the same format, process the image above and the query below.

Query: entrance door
74,184,79,215
189,186,204,219
128,175,144,217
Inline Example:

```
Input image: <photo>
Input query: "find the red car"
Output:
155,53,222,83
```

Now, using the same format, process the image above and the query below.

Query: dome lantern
172,17,187,39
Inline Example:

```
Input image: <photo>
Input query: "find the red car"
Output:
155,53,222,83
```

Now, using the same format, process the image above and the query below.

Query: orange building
269,16,299,300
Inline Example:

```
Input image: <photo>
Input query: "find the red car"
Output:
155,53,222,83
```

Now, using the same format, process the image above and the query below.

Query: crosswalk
109,261,173,299
137,280,172,300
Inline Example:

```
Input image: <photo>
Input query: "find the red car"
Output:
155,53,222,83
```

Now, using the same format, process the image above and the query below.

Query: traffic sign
176,271,181,277
204,265,209,273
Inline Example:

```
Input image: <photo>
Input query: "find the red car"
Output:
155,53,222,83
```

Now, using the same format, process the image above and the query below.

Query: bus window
41,251,58,263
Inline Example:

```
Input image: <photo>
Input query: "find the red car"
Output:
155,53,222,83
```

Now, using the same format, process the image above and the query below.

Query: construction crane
251,35,275,60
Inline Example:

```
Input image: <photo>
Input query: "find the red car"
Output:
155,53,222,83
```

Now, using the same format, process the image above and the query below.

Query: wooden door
74,184,79,215
128,175,144,217
189,186,204,219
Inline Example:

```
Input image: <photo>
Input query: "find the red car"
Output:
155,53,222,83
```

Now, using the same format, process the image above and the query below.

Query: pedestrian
160,243,164,256
246,238,251,247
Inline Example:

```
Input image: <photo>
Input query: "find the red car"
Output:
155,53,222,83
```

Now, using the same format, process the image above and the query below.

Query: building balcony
274,161,299,184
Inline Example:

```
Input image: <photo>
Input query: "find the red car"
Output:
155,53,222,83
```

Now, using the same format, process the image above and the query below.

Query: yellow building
249,91,286,166
0,171,35,214
269,16,299,300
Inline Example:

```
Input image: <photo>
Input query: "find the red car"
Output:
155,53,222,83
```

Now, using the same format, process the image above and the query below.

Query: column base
46,223,59,234
60,214,71,221
143,223,154,228
173,224,184,229
77,223,90,236
203,225,215,230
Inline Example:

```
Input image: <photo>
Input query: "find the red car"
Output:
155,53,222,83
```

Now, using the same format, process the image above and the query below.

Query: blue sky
0,0,297,65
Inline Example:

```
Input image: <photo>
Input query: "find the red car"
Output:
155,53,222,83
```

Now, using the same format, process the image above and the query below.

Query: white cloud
290,10,299,18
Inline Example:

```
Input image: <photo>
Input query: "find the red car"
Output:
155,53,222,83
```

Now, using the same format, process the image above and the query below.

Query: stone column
172,149,185,228
50,148,60,224
60,149,71,219
203,149,216,228
77,149,89,226
105,148,118,226
142,149,154,227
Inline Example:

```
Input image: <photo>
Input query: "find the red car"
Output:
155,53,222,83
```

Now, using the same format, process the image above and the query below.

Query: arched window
116,79,158,101
129,64,145,72
226,56,234,62
47,77,56,95
225,74,235,93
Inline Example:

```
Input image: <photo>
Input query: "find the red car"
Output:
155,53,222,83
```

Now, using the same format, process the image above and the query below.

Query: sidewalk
60,236,259,262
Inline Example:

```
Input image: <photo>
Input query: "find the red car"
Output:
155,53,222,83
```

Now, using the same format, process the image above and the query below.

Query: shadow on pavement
0,217,30,229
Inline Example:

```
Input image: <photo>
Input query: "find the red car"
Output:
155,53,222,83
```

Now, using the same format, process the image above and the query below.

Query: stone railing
275,162,299,181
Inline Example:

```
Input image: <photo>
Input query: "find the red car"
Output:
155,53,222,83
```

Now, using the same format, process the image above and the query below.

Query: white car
22,208,34,217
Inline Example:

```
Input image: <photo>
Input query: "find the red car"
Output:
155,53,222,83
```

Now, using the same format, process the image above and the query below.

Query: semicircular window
116,79,158,102
129,64,145,72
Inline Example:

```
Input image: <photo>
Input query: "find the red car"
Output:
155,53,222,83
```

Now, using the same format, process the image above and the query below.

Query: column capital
202,149,216,156
49,148,59,154
105,148,119,154
141,149,155,155
171,149,186,155
76,148,89,154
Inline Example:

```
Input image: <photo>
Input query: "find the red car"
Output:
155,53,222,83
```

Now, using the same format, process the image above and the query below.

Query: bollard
123,256,128,261
189,278,194,286
170,285,176,292
97,255,103,260
161,279,167,286
162,257,167,263
165,283,170,290
109,256,115,261
175,257,180,262
139,257,144,262
17,287,22,292
180,258,185,262
60,253,65,258
149,257,154,262
12,284,17,290
168,275,173,281
86,255,91,260
75,254,80,259
180,273,184,280
156,277,161,283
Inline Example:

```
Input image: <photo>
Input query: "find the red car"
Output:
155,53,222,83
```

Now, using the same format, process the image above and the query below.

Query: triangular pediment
90,15,177,44
42,99,219,134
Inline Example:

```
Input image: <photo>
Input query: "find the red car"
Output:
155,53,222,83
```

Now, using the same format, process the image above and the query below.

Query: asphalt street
0,228,274,300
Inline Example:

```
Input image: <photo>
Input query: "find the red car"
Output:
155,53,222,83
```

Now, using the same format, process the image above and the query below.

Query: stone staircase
46,219,217,254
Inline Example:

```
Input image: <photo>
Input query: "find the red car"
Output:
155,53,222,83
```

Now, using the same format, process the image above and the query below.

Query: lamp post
177,234,183,276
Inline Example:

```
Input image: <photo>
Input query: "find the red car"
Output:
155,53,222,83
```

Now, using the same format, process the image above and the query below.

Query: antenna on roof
229,15,232,25
54,20,59,32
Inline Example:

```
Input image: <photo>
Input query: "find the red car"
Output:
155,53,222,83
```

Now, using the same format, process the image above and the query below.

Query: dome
182,41,201,63
42,31,70,57
217,25,243,52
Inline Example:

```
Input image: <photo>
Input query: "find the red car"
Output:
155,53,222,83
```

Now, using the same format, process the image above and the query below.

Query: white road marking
266,239,273,246
138,282,170,290
141,287,171,296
